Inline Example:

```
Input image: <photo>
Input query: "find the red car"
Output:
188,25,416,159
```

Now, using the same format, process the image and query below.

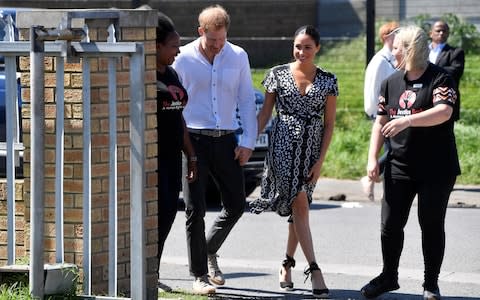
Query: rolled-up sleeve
236,51,257,150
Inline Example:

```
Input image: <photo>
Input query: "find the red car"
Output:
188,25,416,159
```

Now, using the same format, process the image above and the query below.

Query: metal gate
0,11,146,300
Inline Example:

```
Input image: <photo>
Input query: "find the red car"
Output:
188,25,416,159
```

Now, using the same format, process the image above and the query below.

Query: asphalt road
160,179,480,299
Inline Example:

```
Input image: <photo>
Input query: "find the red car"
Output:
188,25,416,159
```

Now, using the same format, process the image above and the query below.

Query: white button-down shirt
364,45,397,118
429,42,445,63
173,38,257,149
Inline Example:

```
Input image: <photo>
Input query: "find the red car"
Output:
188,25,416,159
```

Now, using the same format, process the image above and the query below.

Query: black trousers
157,156,182,265
185,133,246,277
380,174,456,290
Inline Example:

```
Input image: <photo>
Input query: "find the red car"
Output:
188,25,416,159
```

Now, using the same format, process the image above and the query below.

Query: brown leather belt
188,128,235,137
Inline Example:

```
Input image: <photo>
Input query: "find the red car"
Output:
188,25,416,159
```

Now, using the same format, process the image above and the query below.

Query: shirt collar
194,37,227,61
429,42,446,51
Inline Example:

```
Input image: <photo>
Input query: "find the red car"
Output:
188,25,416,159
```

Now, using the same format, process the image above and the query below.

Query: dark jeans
185,132,246,277
380,174,456,290
158,156,182,264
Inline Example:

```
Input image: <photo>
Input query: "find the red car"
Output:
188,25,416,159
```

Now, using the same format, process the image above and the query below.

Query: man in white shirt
363,21,399,119
361,21,399,201
172,4,257,295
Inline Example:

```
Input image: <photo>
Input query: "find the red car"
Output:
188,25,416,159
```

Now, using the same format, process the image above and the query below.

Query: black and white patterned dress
250,64,338,217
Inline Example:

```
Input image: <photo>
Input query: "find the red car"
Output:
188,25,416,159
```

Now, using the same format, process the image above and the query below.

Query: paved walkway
160,178,480,299
308,178,480,208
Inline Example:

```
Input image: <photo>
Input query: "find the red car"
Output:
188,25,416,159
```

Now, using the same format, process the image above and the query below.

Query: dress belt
188,128,236,137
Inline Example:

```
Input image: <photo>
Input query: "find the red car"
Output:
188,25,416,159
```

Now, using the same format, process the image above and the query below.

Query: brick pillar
16,9,158,298
0,180,26,265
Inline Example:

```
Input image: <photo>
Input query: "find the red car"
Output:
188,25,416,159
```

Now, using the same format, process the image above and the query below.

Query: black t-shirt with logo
157,66,188,159
378,63,461,180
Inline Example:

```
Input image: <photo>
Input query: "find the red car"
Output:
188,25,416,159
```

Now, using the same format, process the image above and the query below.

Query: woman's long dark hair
294,25,320,46
157,13,176,44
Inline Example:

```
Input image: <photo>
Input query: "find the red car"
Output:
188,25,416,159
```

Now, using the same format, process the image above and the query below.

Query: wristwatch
189,156,198,162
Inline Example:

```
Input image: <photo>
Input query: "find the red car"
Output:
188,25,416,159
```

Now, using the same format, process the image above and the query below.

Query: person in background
250,25,337,298
361,21,399,201
155,13,197,292
360,26,460,300
172,5,257,295
429,20,465,121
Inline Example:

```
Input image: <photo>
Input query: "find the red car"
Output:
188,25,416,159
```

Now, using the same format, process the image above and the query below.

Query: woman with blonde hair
361,26,460,300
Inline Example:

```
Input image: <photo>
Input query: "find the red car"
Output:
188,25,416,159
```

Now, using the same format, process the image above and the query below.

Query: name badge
413,83,423,88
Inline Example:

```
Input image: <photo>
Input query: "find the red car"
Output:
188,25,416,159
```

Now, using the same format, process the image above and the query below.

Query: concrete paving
159,178,480,299
309,178,479,208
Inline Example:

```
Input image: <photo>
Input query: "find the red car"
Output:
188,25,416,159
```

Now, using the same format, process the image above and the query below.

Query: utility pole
366,0,375,66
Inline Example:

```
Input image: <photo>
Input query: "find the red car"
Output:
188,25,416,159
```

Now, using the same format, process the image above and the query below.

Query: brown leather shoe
208,254,225,285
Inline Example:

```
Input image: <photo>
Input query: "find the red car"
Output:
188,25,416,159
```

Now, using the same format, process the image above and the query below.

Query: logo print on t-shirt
398,90,416,109
162,85,186,110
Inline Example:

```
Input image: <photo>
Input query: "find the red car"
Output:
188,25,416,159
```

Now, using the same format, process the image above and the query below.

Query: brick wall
0,180,27,265
13,9,159,298
150,0,317,67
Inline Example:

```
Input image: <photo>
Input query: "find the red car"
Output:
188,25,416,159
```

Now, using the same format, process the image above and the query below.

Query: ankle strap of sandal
282,254,296,269
304,262,320,283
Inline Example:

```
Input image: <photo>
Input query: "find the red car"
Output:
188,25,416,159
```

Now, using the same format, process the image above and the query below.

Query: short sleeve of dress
317,68,339,97
328,73,339,96
262,68,277,93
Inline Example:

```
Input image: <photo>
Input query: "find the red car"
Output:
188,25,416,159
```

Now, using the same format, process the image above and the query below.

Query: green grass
0,283,30,300
158,290,207,299
252,36,480,185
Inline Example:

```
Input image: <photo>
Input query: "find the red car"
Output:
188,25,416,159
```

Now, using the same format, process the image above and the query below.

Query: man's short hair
198,5,230,32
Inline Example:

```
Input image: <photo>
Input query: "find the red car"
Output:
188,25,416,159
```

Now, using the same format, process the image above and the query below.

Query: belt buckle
213,130,222,137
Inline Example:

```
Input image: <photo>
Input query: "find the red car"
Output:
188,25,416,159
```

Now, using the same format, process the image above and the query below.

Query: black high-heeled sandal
304,262,329,298
279,254,295,290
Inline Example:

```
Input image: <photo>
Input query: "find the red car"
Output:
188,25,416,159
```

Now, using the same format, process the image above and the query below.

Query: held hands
234,146,253,166
381,116,411,138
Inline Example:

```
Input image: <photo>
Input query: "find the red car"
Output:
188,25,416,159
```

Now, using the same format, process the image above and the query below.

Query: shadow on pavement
310,202,342,210
223,272,271,280
210,287,366,299
209,288,480,299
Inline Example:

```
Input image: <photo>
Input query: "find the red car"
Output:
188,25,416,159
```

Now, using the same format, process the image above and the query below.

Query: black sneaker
361,274,400,299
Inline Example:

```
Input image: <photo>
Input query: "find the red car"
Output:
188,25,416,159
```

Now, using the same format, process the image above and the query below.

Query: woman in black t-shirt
361,26,460,300
156,14,197,292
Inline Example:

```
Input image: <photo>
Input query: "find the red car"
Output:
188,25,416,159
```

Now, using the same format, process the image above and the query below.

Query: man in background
429,20,465,121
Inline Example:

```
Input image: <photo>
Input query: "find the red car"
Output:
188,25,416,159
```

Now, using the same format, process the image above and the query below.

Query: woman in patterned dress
250,25,337,298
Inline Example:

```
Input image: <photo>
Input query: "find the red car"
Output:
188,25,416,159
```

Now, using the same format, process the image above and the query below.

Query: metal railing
0,15,146,300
